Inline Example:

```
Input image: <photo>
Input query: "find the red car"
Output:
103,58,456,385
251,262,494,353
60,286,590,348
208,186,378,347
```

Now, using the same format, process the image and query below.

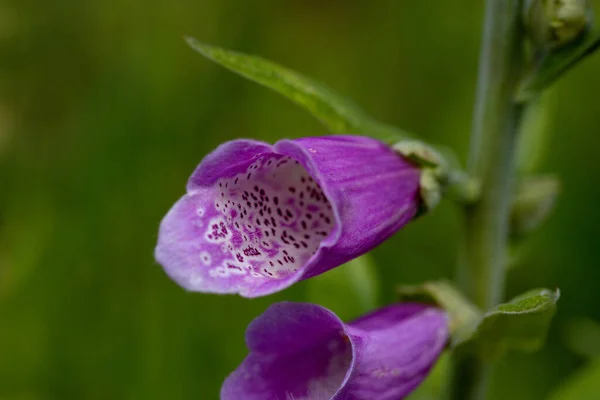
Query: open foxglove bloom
221,302,448,400
155,135,421,297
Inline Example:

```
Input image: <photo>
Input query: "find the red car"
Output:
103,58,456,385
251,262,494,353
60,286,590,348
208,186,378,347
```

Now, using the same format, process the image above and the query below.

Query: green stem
449,1,526,399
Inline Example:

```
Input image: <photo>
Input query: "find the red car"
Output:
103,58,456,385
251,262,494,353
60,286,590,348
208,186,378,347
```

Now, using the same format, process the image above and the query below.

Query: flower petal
187,139,274,190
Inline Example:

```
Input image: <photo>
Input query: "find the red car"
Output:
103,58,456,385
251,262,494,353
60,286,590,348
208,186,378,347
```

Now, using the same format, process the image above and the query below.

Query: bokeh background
2,1,600,399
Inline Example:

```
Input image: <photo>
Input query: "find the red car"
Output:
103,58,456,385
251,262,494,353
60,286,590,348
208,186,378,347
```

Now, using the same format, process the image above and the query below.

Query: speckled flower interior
199,154,334,280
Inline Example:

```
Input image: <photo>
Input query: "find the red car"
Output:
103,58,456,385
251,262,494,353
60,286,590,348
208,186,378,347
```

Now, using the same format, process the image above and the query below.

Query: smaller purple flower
221,301,448,400
155,135,421,297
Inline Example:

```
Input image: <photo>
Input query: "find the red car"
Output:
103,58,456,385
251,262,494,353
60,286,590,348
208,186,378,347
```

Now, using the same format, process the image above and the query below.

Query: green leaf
547,359,600,400
462,288,560,358
397,280,482,346
185,37,408,142
517,30,600,101
306,254,379,321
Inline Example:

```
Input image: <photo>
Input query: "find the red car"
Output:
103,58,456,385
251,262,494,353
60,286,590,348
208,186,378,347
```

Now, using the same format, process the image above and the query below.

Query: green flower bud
524,0,592,50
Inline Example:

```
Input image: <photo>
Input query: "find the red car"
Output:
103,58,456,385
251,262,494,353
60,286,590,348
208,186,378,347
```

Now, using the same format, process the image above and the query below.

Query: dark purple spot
243,246,262,257
226,263,242,271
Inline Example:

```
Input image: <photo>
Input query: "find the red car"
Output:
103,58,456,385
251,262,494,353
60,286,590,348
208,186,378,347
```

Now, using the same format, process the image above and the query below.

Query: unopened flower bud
524,0,593,50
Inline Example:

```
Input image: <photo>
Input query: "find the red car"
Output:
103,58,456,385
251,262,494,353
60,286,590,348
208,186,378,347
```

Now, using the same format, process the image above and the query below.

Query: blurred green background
2,1,600,399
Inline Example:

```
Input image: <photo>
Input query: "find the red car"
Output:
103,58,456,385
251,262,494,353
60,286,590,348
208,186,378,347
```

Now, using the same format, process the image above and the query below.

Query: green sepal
392,140,478,211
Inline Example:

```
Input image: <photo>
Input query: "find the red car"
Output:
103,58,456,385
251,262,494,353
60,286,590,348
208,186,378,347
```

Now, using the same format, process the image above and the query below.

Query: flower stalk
449,1,526,399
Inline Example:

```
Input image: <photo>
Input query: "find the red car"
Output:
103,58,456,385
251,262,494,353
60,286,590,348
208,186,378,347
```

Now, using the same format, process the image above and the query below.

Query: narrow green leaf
547,359,600,400
462,288,560,358
517,30,600,101
185,37,408,142
306,254,379,321
397,280,482,346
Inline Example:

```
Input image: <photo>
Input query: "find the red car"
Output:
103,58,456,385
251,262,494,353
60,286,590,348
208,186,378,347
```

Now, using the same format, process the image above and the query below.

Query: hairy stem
449,1,526,399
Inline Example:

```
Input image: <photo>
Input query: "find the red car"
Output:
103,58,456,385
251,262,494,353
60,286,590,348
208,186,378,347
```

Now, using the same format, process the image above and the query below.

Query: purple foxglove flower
221,302,448,400
155,135,421,297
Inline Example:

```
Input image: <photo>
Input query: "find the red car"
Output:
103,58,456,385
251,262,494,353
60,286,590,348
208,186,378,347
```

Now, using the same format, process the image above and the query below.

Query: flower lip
221,301,354,400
